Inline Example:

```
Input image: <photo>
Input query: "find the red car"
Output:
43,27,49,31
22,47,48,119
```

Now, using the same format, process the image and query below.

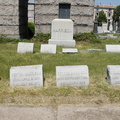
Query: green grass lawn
0,38,120,107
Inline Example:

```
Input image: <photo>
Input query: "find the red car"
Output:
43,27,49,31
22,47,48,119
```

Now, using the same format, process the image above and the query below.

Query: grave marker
10,65,44,87
56,65,89,87
62,48,78,53
106,45,120,52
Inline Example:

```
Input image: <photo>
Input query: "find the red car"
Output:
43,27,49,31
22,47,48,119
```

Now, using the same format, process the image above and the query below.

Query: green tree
113,5,120,22
97,10,107,26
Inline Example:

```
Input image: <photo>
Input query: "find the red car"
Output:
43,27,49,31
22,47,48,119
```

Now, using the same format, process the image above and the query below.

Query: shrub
28,22,35,39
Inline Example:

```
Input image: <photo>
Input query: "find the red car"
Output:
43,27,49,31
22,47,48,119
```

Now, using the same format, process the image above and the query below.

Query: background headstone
10,65,44,87
105,45,120,52
49,19,76,47
40,44,57,54
62,48,78,53
107,65,120,85
86,49,102,52
17,42,34,53
56,65,89,87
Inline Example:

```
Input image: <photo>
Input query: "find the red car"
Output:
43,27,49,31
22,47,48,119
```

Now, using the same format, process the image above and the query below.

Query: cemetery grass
1,39,120,107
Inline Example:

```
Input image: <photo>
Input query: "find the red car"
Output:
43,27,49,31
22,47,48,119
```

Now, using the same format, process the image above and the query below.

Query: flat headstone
99,35,107,39
17,42,34,53
107,65,120,85
56,65,89,87
86,49,102,52
40,44,57,54
49,19,76,47
62,48,78,53
10,65,44,87
105,45,120,52
107,34,118,39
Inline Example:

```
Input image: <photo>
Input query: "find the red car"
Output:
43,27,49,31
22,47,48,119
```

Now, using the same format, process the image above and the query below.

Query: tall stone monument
48,19,76,47
0,0,28,39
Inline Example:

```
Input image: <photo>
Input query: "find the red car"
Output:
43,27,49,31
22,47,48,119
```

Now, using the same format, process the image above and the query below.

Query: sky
29,0,120,6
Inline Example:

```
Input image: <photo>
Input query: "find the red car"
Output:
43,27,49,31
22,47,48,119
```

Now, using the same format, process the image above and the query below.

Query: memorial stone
10,65,44,87
102,23,110,33
48,19,76,47
105,45,120,52
62,48,78,53
107,65,120,85
86,49,102,52
17,42,34,53
40,44,57,54
98,27,103,33
56,65,89,87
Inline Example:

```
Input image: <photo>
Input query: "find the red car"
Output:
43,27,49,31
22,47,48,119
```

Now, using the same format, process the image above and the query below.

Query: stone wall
0,0,28,39
35,0,95,34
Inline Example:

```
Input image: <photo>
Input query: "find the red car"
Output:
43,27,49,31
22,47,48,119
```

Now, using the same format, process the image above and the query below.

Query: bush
28,22,35,39
73,31,101,43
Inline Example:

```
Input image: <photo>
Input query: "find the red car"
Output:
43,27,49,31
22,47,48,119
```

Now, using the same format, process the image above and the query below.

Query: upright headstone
98,27,103,33
17,42,34,53
107,65,120,85
105,45,120,52
10,65,44,87
102,23,110,33
40,44,57,54
56,65,89,87
48,19,76,47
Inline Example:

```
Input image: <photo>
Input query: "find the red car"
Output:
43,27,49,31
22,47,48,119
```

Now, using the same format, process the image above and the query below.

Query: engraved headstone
62,48,78,53
105,45,120,52
56,65,89,87
48,19,76,47
17,42,34,53
40,44,57,54
107,65,120,85
10,65,44,87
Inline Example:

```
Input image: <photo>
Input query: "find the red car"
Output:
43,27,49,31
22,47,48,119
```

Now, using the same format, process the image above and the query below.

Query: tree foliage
97,10,107,26
113,5,120,22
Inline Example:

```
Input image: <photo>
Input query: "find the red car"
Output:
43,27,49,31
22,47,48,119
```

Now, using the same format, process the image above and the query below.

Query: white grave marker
62,48,78,53
48,19,76,47
56,65,89,87
17,42,34,53
107,65,120,85
40,44,57,54
10,65,44,87
106,45,120,52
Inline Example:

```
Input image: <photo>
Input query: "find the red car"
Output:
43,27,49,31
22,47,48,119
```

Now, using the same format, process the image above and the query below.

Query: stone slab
62,48,78,53
105,45,120,52
107,65,120,85
86,49,102,52
0,105,56,120
10,65,44,87
99,35,107,39
56,65,89,87
17,42,34,53
57,105,120,120
40,44,57,54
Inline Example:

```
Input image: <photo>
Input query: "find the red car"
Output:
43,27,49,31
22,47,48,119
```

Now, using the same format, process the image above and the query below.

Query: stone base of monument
48,39,76,47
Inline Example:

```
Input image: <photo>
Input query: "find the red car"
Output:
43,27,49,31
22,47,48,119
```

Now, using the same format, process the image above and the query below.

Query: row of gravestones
10,64,120,87
18,42,120,53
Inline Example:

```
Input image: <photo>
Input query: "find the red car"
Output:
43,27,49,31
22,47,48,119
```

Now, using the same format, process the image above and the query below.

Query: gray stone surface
0,105,56,120
105,45,120,52
40,44,57,54
56,65,89,87
107,65,120,85
99,35,107,39
62,48,78,53
10,65,44,87
57,105,120,120
86,49,102,52
17,42,34,53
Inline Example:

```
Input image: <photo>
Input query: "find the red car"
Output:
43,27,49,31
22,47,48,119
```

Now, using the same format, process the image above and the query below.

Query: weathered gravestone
62,48,78,53
105,45,120,52
10,65,44,87
86,49,102,52
17,42,34,53
107,65,120,85
56,65,89,87
48,19,76,47
40,44,57,54
102,23,110,33
98,26,103,33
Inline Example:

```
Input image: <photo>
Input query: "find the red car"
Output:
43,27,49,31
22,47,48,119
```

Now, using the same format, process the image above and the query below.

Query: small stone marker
17,42,34,53
107,65,120,85
86,49,102,52
56,65,89,87
105,45,120,52
10,65,44,87
40,44,57,54
49,19,76,47
62,48,78,53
